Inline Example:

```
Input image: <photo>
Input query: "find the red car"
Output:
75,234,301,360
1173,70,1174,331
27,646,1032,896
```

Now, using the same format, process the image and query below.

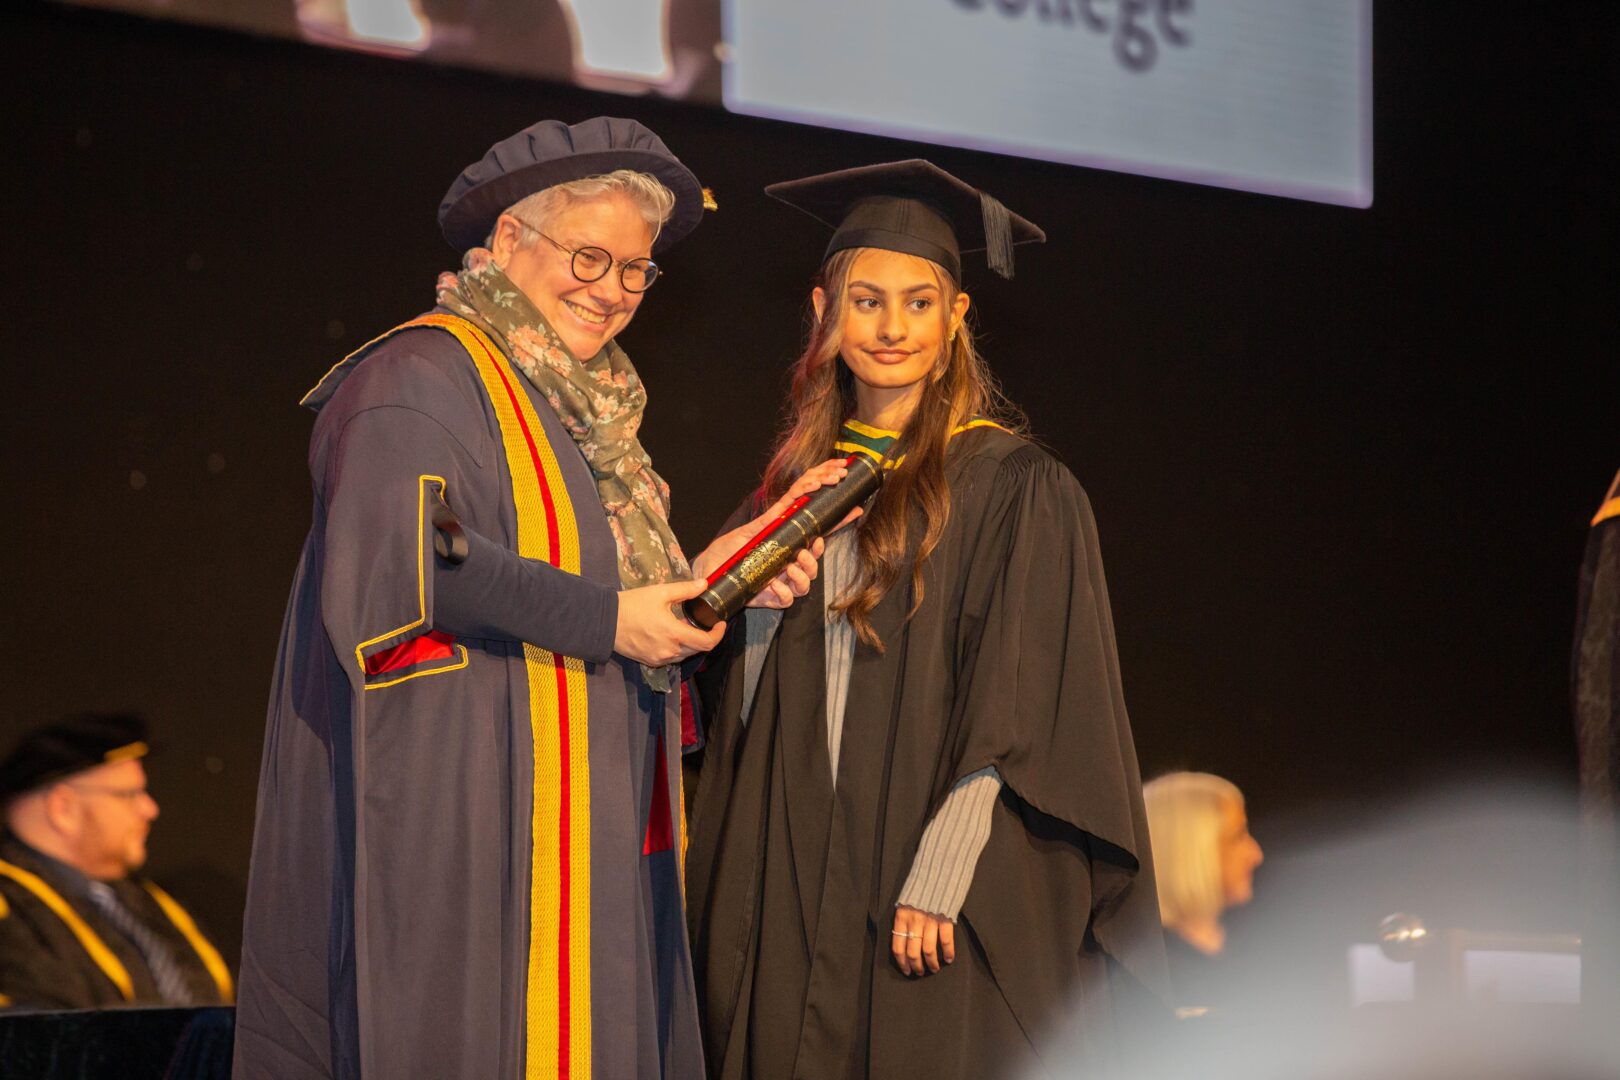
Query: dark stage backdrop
2,3,1612,970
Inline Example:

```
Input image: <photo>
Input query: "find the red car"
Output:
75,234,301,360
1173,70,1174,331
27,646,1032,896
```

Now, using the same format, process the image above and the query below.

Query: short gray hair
496,169,676,248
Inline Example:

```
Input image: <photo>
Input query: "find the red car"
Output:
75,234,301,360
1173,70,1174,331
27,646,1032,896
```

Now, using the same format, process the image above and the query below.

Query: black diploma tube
684,453,883,629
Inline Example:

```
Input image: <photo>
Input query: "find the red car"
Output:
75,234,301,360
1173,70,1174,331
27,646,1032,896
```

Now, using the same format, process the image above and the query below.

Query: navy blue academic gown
234,313,701,1079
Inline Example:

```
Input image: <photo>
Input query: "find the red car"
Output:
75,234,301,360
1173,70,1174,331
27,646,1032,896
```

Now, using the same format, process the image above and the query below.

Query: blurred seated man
1143,771,1263,1015
0,713,233,1010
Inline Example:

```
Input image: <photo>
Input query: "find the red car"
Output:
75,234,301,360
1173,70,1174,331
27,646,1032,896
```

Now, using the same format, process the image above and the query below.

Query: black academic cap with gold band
765,159,1045,280
0,713,151,802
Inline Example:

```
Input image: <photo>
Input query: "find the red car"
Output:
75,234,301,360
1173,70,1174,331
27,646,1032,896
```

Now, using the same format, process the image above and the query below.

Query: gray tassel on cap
980,191,1015,278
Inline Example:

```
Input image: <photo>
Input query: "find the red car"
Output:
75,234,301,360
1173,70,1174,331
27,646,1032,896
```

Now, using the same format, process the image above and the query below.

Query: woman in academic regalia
686,161,1169,1079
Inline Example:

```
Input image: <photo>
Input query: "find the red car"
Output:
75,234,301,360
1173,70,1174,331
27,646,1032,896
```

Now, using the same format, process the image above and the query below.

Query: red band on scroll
705,454,860,586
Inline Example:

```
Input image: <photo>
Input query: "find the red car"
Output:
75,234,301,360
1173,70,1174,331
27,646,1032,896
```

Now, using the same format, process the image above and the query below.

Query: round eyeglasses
529,227,661,293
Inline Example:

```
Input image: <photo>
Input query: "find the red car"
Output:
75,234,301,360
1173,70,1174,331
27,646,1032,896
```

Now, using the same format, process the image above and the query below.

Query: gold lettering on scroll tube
734,539,792,592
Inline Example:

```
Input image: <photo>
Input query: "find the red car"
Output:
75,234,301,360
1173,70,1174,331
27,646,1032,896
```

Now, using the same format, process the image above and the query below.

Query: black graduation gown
686,428,1168,1080
1161,932,1225,1015
0,833,231,1011
1575,469,1620,1014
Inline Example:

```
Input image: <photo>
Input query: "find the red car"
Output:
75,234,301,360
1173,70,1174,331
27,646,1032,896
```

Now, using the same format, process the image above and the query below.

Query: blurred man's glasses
528,226,661,293
67,783,150,803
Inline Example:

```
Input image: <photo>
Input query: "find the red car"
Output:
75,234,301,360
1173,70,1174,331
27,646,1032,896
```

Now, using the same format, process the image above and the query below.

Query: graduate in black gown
686,162,1168,1079
1575,469,1620,1016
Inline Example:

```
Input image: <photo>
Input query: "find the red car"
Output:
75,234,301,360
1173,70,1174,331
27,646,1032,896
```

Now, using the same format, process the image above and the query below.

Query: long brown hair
759,247,1025,649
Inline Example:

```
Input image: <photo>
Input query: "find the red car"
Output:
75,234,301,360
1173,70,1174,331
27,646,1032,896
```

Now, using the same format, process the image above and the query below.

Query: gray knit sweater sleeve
739,607,783,725
895,766,1003,921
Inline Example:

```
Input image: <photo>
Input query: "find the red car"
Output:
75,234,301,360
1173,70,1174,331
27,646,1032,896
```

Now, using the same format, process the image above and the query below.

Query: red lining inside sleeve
364,630,457,676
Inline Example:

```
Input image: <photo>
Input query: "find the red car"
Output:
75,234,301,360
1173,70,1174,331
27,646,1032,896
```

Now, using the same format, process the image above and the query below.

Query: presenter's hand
690,459,864,608
614,578,725,667
891,905,955,977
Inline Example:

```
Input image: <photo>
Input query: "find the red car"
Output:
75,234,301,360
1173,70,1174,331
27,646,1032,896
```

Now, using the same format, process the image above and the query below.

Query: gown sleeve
949,445,1145,865
315,344,618,684
947,445,1169,1032
895,766,1002,920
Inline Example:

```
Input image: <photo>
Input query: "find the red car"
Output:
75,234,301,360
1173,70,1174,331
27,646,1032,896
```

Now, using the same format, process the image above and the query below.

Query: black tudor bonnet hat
764,159,1045,281
0,713,151,802
438,116,707,254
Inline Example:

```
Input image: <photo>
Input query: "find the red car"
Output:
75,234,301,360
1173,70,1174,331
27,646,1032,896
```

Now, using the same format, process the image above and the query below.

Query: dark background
2,3,1612,971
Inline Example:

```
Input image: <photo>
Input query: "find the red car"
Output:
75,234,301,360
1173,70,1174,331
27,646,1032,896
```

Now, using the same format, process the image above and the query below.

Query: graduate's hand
689,459,863,608
614,578,725,667
891,905,955,977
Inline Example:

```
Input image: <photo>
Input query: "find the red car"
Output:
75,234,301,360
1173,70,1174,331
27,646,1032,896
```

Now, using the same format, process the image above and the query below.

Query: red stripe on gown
643,730,673,855
483,343,576,1071
680,681,698,749
363,629,456,675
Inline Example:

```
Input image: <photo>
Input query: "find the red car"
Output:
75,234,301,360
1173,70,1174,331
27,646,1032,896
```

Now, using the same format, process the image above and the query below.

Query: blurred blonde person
1144,772,1263,1011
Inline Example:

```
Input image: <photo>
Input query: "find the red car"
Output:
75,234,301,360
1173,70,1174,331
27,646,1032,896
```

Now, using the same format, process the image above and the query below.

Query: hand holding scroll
690,458,864,610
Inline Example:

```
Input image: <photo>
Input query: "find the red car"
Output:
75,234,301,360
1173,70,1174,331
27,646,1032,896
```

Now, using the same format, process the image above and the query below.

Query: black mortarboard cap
765,159,1045,281
0,713,150,801
439,116,707,254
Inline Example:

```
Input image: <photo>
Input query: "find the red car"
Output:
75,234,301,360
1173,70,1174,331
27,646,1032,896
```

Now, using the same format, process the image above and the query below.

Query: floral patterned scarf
437,248,690,688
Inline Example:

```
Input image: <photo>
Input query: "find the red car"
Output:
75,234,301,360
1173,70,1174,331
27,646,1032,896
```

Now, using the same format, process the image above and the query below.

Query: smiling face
491,191,655,360
814,248,971,428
